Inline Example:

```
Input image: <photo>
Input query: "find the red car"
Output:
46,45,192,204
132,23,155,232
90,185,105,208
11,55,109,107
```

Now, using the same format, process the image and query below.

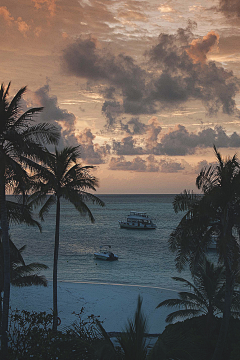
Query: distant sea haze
9,194,218,291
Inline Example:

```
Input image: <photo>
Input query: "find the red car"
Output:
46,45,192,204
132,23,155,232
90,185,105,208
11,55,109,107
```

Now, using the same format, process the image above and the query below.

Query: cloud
0,6,30,36
110,123,240,157
121,117,148,135
31,0,56,17
102,100,123,128
145,117,162,152
109,156,147,171
159,159,185,173
34,84,78,146
0,6,14,24
62,36,154,119
159,125,240,155
112,136,144,155
117,9,148,22
77,128,110,164
108,155,184,173
109,156,151,172
218,0,240,18
62,27,240,127
186,31,219,64
148,29,239,115
16,17,30,36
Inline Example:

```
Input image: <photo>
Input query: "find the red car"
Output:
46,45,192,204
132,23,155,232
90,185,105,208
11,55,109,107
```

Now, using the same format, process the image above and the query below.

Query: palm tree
170,146,240,360
157,257,240,327
96,295,149,360
117,295,148,360
30,146,105,331
0,82,59,355
0,237,48,327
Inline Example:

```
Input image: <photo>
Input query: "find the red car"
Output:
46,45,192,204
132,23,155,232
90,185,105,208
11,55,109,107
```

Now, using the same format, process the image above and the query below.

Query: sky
2,0,240,194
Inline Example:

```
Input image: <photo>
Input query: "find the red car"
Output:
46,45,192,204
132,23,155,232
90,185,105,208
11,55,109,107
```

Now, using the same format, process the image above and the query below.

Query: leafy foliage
8,308,102,360
169,146,240,360
157,257,240,323
0,81,60,355
96,295,150,360
117,295,148,360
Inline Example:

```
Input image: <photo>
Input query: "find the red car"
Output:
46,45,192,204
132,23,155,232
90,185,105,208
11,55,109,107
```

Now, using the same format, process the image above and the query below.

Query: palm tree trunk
211,263,234,360
0,292,2,330
0,169,10,358
53,196,60,332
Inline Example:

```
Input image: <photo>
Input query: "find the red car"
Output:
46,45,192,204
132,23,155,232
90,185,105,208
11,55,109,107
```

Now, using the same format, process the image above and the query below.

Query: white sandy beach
10,281,178,334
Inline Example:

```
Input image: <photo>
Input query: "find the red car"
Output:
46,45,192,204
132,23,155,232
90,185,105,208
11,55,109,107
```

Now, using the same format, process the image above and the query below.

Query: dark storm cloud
62,28,240,125
77,128,110,164
148,29,239,115
218,0,240,18
100,86,116,100
112,136,144,155
101,100,123,128
62,38,107,80
111,124,240,156
34,84,78,147
159,125,240,156
63,37,151,119
122,117,148,135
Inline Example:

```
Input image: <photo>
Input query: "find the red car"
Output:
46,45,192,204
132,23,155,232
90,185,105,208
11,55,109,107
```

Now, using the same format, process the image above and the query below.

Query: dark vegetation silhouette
157,257,240,325
0,82,59,357
169,146,240,360
0,235,48,328
28,146,105,331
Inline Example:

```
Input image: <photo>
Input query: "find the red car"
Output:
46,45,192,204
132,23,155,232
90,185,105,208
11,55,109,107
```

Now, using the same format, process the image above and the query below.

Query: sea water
9,194,200,292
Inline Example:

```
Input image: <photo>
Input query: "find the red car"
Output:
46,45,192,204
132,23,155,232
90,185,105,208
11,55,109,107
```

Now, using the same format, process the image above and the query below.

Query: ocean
10,194,200,292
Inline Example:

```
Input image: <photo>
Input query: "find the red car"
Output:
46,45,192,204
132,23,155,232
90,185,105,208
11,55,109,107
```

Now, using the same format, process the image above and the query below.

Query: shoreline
10,280,177,334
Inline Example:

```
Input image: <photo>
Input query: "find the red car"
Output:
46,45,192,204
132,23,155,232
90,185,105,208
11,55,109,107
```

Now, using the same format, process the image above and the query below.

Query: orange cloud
0,6,14,24
16,17,30,36
34,26,42,37
0,7,30,36
186,31,220,64
31,0,56,16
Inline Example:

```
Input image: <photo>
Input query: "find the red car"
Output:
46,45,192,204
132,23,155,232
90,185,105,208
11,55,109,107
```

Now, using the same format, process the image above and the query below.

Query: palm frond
62,189,95,223
11,274,47,287
165,309,201,323
11,107,43,127
6,86,27,122
38,195,56,221
22,123,60,145
117,295,148,360
173,190,200,213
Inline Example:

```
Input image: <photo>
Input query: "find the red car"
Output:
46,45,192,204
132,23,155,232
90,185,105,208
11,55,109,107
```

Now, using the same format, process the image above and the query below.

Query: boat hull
94,253,118,261
119,221,157,230
119,222,156,230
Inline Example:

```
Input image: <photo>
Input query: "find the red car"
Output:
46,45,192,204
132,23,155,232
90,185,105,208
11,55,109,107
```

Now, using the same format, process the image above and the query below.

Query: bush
8,308,103,360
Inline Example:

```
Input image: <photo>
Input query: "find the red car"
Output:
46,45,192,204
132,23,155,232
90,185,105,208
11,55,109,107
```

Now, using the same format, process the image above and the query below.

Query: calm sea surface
10,194,212,291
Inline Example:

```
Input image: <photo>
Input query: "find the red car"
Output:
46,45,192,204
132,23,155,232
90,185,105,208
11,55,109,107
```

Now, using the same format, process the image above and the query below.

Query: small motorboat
94,245,118,261
118,211,156,229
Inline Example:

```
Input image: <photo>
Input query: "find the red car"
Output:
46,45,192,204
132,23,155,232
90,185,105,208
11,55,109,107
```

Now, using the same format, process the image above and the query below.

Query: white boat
118,211,156,230
94,245,118,261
